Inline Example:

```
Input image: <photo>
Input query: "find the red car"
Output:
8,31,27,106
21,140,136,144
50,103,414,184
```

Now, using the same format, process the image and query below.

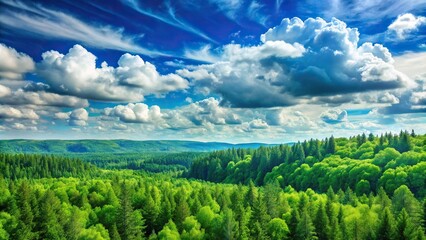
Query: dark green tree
377,207,396,240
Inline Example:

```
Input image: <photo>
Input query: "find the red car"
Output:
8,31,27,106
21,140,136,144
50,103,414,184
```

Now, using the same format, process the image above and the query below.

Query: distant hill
0,139,273,153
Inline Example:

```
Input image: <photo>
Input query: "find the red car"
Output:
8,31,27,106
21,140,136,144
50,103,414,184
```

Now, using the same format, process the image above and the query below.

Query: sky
0,0,426,143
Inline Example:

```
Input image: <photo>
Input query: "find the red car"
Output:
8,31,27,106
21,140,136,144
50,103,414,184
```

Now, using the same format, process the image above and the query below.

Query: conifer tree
377,207,396,240
118,183,146,240
296,208,316,240
314,201,330,240
396,209,416,240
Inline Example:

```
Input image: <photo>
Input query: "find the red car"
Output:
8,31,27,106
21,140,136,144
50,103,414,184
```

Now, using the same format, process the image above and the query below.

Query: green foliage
0,131,425,240
0,153,97,179
189,131,426,198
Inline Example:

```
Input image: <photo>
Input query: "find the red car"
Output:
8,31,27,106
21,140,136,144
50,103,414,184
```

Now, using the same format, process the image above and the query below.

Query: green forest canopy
0,130,425,239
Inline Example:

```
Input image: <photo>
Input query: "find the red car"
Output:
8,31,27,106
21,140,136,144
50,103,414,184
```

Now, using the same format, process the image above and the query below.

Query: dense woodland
189,131,426,197
0,131,425,239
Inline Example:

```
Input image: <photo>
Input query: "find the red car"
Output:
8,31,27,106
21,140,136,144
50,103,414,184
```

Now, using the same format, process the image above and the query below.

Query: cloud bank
180,17,412,108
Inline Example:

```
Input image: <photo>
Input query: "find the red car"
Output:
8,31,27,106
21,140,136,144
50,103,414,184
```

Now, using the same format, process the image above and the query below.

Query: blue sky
0,0,426,143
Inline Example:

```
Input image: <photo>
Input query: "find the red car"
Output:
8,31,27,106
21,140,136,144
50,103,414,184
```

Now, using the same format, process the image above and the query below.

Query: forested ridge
189,131,426,197
0,131,425,239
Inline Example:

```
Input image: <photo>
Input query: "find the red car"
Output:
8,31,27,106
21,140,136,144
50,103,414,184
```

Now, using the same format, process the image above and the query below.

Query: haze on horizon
0,0,426,143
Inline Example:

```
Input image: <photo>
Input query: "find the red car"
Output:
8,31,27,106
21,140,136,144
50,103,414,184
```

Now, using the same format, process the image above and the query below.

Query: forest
0,130,425,240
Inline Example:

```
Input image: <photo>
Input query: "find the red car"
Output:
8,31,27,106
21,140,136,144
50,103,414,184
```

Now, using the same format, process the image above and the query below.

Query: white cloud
54,112,70,120
0,106,39,120
103,103,162,123
180,17,411,108
379,92,400,104
117,53,188,94
38,45,188,102
0,88,89,108
249,118,268,129
393,51,426,81
0,84,11,98
320,109,348,124
11,122,37,131
0,0,164,56
69,108,89,126
164,98,242,129
388,13,426,39
410,92,426,105
55,108,89,126
0,43,35,80
266,109,319,133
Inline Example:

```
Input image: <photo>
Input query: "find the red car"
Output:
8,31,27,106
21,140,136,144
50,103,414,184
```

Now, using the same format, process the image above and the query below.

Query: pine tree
14,182,36,240
39,190,65,240
314,201,329,240
222,209,238,240
173,190,190,230
288,208,300,240
396,209,416,240
377,207,396,240
296,208,316,240
110,224,121,240
118,183,146,240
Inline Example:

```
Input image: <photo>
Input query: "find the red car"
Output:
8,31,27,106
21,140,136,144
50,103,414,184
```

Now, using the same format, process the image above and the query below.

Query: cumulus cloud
55,108,89,126
266,109,318,133
164,98,242,129
11,123,37,131
320,109,348,124
388,13,426,39
0,43,35,80
54,112,70,120
0,84,11,98
237,119,269,133
0,106,39,120
103,103,162,123
248,119,268,129
180,17,412,108
38,45,188,102
69,108,89,126
379,92,400,104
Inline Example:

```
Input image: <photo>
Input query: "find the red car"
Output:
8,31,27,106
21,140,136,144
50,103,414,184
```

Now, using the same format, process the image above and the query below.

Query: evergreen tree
396,209,416,240
314,201,329,240
118,183,146,240
377,207,396,240
296,208,316,240
14,182,36,240
39,190,66,240
288,208,300,239
222,209,238,240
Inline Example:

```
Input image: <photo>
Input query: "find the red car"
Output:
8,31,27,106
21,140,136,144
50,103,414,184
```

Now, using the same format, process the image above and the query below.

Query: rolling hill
0,139,273,153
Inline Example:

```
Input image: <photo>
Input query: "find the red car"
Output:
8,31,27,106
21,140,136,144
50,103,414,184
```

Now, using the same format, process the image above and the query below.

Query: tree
64,207,85,240
181,216,204,240
158,220,180,240
377,207,396,240
118,183,146,240
296,208,316,240
222,209,238,240
38,190,66,240
288,208,300,239
396,209,416,240
173,190,190,231
267,218,289,239
314,201,329,240
13,182,36,240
